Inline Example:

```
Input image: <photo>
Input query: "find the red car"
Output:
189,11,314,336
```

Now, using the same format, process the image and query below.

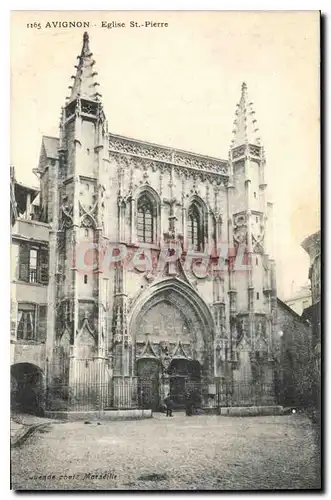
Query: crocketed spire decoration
67,32,102,103
230,82,261,148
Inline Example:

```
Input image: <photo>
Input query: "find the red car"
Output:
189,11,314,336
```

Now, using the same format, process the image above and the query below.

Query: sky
10,11,320,299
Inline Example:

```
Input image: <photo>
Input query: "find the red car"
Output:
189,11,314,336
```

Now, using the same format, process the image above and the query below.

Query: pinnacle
67,32,101,103
230,82,261,149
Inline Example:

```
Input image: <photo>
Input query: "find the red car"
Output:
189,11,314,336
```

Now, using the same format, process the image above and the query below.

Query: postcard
10,10,321,491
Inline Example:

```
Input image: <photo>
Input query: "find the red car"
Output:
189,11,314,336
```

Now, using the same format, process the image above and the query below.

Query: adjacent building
10,167,18,227
301,230,321,413
276,299,312,408
10,175,49,413
284,283,312,317
301,231,321,346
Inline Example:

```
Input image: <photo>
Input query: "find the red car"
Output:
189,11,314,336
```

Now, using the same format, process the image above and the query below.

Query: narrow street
11,413,320,490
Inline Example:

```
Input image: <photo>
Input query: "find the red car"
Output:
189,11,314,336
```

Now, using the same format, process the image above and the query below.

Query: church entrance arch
130,278,216,410
168,359,202,408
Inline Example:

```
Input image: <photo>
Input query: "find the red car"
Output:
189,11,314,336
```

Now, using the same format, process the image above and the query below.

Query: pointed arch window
137,195,155,244
187,203,203,251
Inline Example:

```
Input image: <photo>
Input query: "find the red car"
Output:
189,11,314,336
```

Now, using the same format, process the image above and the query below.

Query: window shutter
16,310,24,340
19,245,30,281
38,305,47,342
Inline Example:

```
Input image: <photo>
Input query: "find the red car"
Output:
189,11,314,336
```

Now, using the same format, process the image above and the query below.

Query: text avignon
45,21,90,28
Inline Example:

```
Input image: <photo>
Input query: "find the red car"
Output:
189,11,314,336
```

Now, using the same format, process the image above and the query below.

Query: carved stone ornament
161,357,172,371
215,338,229,362
138,338,159,359
124,334,132,347
233,213,247,245
249,144,261,158
108,135,229,177
232,145,246,160
251,215,265,244
78,311,96,338
233,225,247,245
159,341,171,370
109,137,172,162
98,183,106,197
61,204,73,229
79,200,97,228
174,151,228,175
172,340,190,360
253,238,264,254
114,333,122,345
144,271,156,283
191,259,210,280
235,317,246,347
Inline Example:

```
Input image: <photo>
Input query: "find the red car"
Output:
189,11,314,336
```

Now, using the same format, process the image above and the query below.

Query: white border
1,2,327,498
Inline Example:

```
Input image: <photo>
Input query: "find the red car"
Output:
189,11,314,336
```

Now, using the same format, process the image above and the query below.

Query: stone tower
228,82,277,400
45,33,111,403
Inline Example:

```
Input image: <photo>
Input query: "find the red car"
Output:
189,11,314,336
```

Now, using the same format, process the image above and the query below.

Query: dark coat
164,396,173,409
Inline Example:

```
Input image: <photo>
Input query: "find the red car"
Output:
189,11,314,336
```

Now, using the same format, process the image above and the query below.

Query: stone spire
230,82,261,148
67,32,101,103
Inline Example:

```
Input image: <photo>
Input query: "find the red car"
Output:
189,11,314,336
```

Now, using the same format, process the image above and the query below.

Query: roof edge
277,297,310,324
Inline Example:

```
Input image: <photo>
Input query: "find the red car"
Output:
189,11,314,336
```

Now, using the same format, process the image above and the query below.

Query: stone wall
277,299,312,407
12,343,46,372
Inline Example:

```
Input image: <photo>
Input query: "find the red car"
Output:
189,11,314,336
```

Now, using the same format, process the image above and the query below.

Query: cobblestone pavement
11,413,321,491
11,413,58,445
10,420,25,441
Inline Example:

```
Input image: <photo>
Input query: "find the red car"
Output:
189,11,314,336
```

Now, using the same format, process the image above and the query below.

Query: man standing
164,394,174,417
185,390,193,416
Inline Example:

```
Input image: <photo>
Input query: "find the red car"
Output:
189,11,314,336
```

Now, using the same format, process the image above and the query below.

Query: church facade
12,32,286,412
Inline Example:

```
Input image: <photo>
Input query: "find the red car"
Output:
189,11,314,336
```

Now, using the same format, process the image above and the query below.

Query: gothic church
12,32,289,413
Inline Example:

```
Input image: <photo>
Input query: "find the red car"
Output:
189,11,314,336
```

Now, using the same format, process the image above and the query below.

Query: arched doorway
136,358,160,411
130,278,216,410
11,363,45,415
169,359,201,408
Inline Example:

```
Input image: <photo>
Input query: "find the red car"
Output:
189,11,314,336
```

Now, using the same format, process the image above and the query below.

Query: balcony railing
29,269,37,283
18,265,48,285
